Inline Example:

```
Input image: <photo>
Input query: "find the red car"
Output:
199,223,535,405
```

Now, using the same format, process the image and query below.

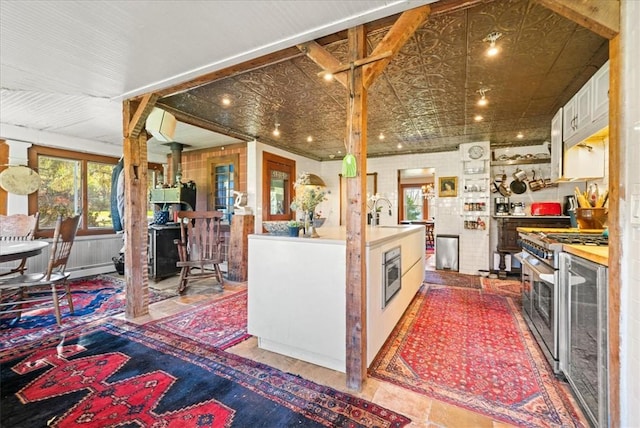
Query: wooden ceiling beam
297,41,348,88
124,93,158,139
536,0,619,39
363,5,431,89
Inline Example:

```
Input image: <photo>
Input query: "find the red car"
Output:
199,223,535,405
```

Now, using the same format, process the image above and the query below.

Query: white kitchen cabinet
592,61,610,121
563,83,592,143
564,60,609,150
550,108,563,181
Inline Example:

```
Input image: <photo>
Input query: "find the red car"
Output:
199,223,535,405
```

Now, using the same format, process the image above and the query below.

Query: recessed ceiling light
323,72,334,82
307,136,313,143
221,96,231,106
397,143,403,149
474,115,483,122
379,133,385,140
516,132,524,139
329,154,336,159
273,123,280,137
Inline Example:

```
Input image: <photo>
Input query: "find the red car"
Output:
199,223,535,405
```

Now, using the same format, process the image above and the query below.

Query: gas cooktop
545,232,608,246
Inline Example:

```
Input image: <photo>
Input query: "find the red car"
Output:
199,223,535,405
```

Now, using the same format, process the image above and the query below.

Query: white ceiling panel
0,0,431,154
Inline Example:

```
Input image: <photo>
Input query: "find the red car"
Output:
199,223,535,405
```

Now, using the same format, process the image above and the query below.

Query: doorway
398,168,435,222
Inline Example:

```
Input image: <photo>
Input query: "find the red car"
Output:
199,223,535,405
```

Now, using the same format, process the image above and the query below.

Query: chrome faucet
370,196,392,226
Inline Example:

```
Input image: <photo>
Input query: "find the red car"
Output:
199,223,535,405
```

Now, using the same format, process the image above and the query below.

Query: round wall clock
468,145,485,160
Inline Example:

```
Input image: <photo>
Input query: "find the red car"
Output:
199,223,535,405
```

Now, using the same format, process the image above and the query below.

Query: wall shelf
491,158,551,167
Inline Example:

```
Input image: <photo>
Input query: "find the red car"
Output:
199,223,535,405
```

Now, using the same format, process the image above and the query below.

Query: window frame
28,145,161,238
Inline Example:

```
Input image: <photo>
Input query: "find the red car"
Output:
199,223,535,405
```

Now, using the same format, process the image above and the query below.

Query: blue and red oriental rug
0,275,175,350
0,319,411,427
369,285,584,427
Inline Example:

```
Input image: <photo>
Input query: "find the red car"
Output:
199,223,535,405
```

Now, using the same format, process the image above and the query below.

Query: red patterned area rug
0,319,411,427
424,270,481,289
0,275,175,350
481,276,523,298
369,285,584,427
145,289,249,350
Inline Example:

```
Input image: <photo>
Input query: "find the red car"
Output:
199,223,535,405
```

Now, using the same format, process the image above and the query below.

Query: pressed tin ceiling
157,0,608,161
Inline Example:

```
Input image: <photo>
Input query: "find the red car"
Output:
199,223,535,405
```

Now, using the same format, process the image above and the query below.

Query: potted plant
287,220,301,237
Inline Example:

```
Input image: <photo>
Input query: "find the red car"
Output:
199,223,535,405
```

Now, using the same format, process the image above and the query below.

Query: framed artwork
438,176,458,197
339,172,377,225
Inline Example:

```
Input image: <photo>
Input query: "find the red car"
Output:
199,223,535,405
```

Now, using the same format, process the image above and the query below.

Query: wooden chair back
45,214,81,280
174,211,225,293
0,213,39,241
0,213,40,276
178,211,224,261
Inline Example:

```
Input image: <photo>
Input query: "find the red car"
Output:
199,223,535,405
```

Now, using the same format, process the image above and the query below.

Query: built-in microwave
382,247,401,308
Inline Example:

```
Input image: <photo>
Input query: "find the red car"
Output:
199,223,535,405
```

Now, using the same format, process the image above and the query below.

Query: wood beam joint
125,93,159,139
536,0,619,39
363,5,431,88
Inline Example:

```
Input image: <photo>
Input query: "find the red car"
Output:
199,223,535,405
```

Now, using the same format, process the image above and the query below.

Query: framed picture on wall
438,176,457,197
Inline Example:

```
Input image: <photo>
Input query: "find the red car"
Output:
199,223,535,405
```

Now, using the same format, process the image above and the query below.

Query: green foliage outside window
37,156,113,229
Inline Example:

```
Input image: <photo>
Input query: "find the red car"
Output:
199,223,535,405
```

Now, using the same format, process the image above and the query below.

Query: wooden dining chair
0,212,39,276
0,214,81,325
174,211,225,294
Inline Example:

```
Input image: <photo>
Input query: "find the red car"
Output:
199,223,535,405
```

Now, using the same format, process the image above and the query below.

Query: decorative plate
0,165,41,195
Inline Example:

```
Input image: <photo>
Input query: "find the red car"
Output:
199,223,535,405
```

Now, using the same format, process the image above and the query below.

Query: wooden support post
345,25,368,392
123,132,150,318
122,97,156,319
228,214,254,282
607,34,620,428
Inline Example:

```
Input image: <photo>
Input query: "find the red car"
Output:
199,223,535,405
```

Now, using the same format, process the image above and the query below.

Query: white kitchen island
247,225,425,372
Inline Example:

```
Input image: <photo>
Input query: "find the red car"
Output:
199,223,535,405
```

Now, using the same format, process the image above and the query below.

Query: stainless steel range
517,231,608,374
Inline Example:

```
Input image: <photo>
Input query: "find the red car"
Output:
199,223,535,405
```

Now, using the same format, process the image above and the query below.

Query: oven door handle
522,257,555,277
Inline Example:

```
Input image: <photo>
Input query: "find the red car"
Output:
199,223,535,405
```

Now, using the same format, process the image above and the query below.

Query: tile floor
116,258,584,428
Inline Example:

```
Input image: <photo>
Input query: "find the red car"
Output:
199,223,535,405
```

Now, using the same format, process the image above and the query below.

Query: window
28,145,161,237
208,155,239,223
398,184,429,222
403,187,424,221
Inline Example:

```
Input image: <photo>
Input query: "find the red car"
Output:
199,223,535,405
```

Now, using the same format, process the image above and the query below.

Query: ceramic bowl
262,221,290,235
313,218,326,228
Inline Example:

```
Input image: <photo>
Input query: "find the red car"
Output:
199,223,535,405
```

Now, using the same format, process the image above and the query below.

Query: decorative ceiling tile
159,0,608,161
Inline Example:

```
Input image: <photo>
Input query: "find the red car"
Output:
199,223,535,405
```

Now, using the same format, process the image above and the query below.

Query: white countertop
250,224,424,247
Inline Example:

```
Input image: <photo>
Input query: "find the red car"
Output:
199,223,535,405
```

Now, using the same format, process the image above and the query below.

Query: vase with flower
290,172,327,238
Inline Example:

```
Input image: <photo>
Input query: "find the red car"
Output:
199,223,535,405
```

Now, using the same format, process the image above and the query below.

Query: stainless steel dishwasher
435,234,459,271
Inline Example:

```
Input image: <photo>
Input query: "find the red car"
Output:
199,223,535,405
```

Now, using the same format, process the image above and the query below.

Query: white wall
319,151,461,234
621,0,640,425
247,141,322,233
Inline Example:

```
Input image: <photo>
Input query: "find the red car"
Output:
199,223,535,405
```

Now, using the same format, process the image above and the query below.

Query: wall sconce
483,32,502,57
